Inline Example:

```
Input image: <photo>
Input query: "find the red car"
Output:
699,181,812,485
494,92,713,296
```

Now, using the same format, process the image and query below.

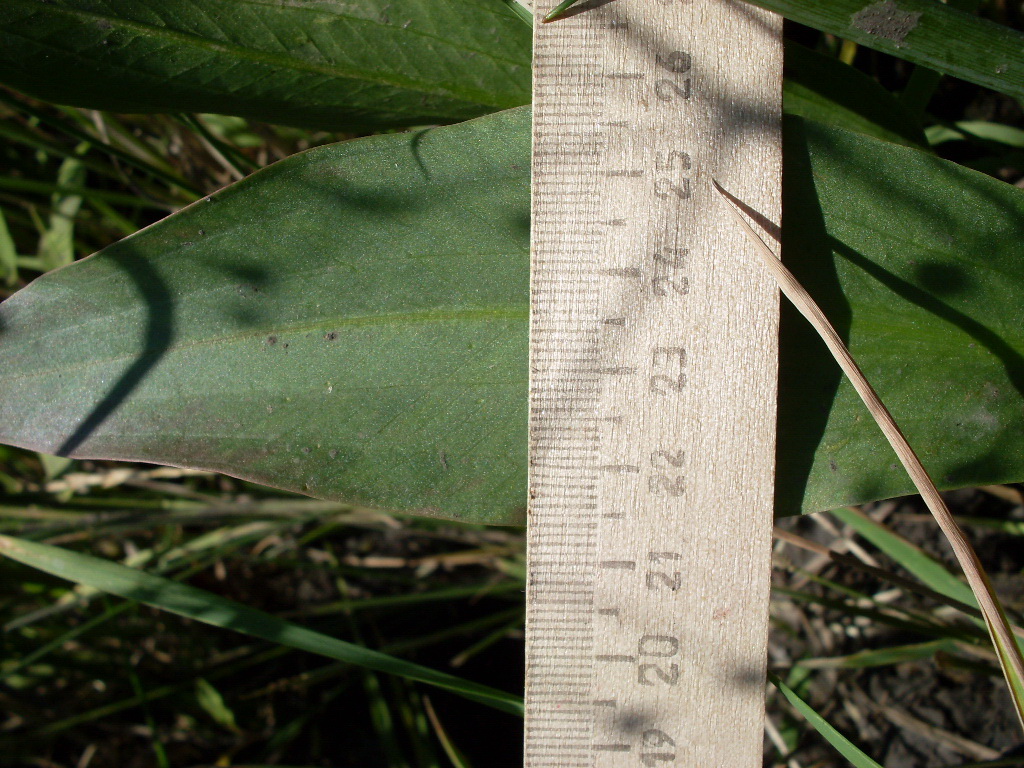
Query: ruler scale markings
526,1,781,767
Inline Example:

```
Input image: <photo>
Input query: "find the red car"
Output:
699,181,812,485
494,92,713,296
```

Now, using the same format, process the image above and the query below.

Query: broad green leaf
0,107,531,525
778,116,1024,514
0,533,524,716
0,0,532,131
783,41,926,147
3,109,1024,523
744,0,1024,104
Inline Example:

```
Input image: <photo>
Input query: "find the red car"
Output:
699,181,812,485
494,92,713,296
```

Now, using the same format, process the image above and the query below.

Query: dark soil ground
771,489,1024,768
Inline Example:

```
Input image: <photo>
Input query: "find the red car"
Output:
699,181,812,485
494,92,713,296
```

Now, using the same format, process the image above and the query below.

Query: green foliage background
2,1,1024,766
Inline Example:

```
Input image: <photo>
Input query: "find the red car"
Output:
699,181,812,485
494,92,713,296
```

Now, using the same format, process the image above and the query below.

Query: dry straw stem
711,178,1024,733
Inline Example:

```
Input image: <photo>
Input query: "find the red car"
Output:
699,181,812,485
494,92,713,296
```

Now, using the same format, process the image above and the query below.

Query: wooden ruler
525,1,783,765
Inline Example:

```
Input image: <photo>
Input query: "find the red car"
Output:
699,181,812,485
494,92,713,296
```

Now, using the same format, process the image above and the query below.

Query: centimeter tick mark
599,561,636,570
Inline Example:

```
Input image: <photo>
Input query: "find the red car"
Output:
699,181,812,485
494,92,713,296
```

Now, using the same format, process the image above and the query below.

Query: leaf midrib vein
17,2,524,107
0,306,529,384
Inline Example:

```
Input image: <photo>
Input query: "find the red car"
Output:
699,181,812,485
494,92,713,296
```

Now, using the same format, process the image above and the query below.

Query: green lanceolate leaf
0,0,532,131
778,116,1024,514
0,534,524,716
744,0,1024,104
2,109,1024,523
0,107,532,524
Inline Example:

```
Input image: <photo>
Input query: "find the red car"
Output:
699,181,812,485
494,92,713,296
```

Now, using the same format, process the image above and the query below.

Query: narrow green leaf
0,207,17,286
830,507,976,607
0,176,170,209
897,0,982,116
502,0,534,27
543,0,578,22
830,507,1024,714
0,91,201,198
194,677,239,731
743,0,1024,104
783,41,926,146
37,156,85,271
37,452,73,480
770,672,885,768
927,121,1024,148
798,638,960,669
831,507,1024,726
0,533,524,716
0,0,532,131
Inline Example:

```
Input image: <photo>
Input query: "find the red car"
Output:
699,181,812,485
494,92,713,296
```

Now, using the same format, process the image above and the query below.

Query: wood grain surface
525,1,783,765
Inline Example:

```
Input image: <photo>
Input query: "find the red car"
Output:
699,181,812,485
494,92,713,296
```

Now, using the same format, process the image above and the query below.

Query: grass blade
797,638,960,670
769,672,884,768
38,156,85,271
0,534,523,716
503,0,534,27
424,697,473,768
0,207,17,286
543,0,578,22
830,507,976,607
714,178,1024,735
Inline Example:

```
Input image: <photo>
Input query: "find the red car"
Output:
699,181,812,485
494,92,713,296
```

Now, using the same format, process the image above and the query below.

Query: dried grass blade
712,177,1024,734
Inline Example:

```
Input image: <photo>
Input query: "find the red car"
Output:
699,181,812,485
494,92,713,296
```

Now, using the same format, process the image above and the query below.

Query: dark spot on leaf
829,459,838,473
266,335,277,345
850,1,922,46
325,331,338,341
198,229,205,236
302,447,311,454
